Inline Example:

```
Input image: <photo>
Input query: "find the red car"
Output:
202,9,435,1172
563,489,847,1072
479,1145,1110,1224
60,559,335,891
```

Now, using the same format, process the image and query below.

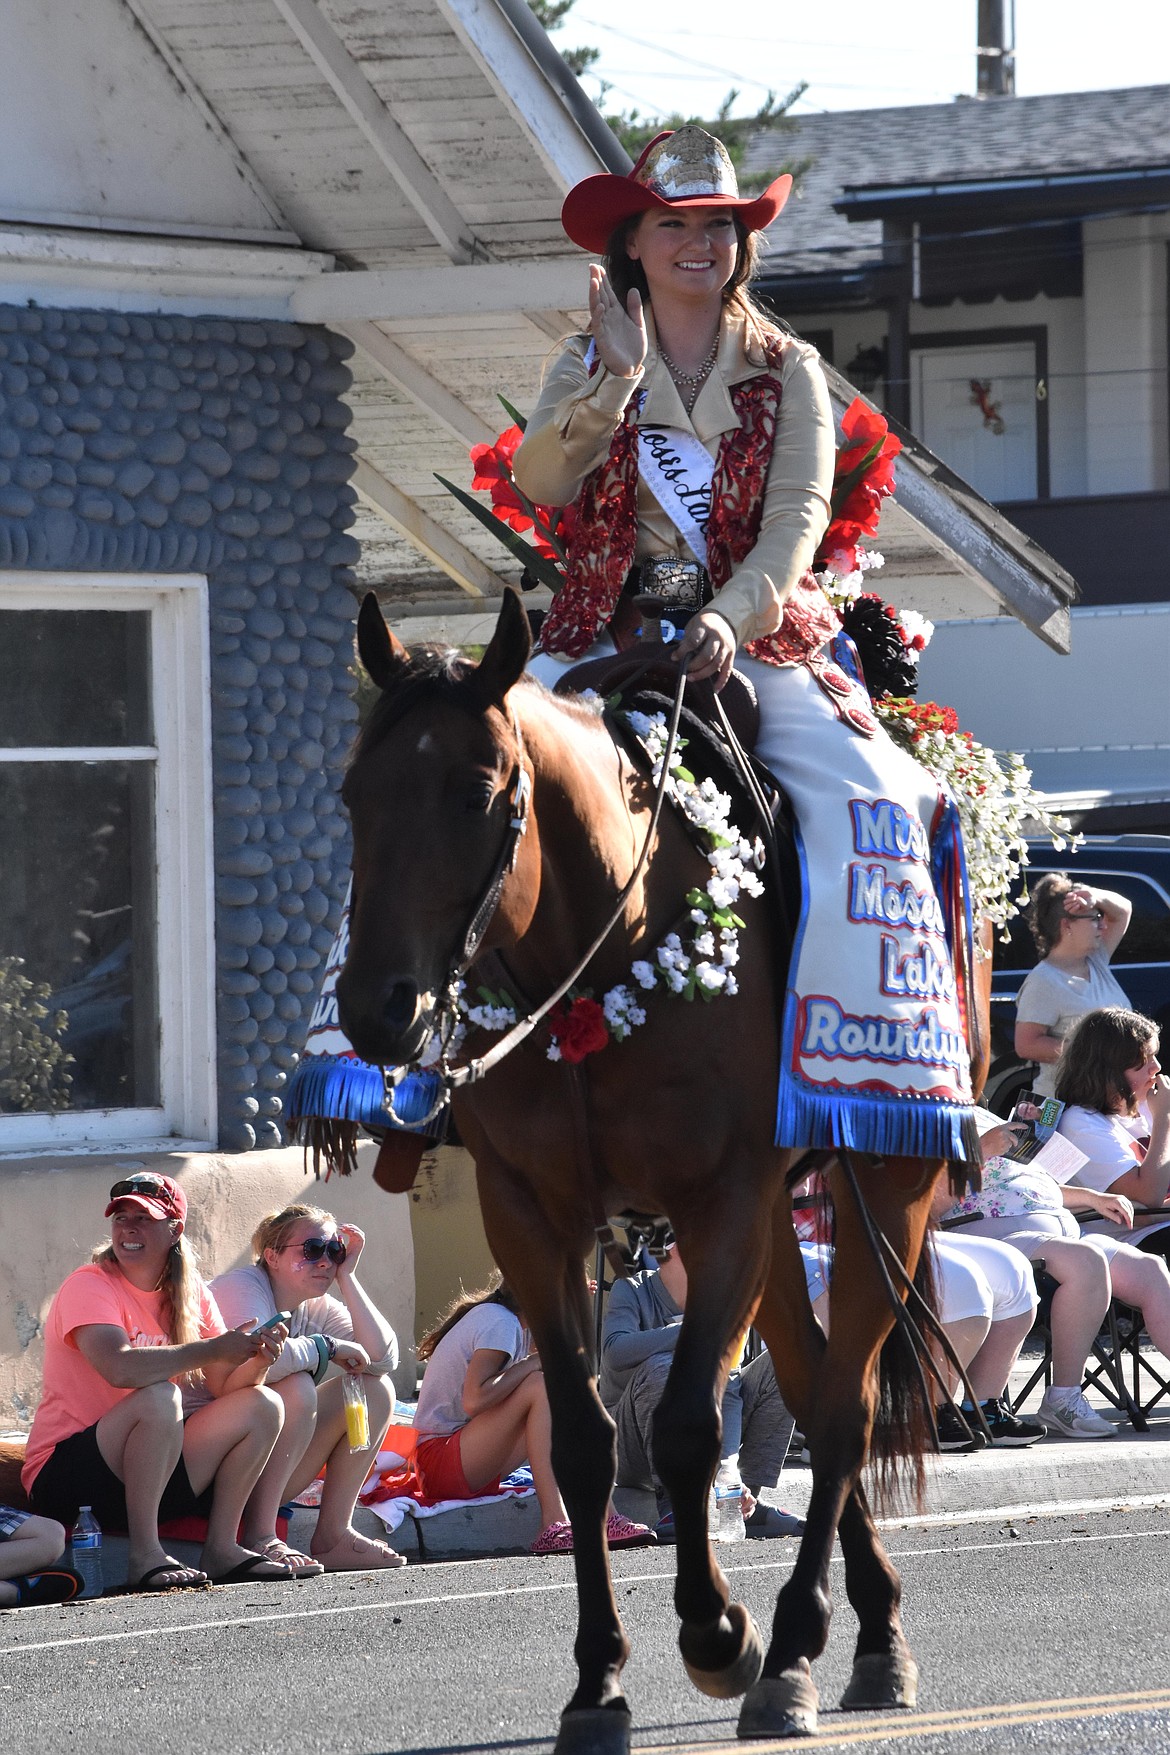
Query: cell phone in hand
256,1310,293,1332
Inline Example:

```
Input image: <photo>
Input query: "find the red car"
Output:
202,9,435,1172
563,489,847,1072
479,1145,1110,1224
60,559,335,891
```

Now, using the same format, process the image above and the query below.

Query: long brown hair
1055,1006,1159,1115
417,1272,521,1363
1025,871,1075,959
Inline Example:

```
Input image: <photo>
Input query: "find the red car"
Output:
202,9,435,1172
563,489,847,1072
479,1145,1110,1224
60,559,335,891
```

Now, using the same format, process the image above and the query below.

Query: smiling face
625,206,739,306
108,1202,180,1286
263,1216,345,1309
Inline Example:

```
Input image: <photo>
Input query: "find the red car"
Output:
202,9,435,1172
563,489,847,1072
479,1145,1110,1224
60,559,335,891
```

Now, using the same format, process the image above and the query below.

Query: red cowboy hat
561,126,793,255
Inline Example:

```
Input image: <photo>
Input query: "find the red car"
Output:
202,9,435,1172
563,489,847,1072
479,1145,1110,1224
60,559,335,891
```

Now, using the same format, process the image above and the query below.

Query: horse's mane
355,644,601,760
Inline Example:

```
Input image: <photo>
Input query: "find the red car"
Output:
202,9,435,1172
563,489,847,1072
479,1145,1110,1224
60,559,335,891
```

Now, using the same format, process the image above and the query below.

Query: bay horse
338,590,980,1751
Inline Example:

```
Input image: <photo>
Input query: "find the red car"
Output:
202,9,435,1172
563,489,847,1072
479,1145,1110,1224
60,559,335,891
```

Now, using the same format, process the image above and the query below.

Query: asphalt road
4,1508,1169,1755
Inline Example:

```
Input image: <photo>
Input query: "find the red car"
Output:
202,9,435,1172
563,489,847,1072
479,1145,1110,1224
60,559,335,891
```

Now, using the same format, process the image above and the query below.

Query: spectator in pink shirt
24,1173,294,1592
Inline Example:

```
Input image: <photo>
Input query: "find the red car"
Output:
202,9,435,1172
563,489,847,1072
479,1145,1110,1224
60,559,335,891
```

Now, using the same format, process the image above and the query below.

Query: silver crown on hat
634,126,739,201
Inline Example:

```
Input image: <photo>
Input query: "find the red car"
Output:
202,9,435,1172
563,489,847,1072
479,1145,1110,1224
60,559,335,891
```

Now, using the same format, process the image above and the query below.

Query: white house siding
1083,213,1170,496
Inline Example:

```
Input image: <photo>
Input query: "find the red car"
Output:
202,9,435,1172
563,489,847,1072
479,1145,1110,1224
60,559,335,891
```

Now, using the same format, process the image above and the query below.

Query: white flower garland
874,700,1078,941
446,711,763,1063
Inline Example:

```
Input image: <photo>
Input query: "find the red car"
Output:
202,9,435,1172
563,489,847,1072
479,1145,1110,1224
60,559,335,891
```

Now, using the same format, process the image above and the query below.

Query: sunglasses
280,1236,347,1265
109,1174,171,1203
1065,908,1105,922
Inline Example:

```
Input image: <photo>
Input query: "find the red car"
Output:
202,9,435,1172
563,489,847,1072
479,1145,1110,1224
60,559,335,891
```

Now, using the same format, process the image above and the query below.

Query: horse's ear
357,592,409,691
474,589,532,708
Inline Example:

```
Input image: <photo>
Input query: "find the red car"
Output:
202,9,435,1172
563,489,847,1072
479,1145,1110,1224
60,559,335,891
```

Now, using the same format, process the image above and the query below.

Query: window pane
0,762,159,1112
1103,876,1170,967
0,611,151,747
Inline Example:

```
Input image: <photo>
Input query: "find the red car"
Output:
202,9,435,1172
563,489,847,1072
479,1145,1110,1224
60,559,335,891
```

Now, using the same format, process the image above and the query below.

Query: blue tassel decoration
285,1054,443,1132
775,1072,975,1160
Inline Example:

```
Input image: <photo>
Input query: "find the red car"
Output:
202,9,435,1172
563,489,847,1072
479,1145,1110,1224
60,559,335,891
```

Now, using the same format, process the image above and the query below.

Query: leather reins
381,653,697,1126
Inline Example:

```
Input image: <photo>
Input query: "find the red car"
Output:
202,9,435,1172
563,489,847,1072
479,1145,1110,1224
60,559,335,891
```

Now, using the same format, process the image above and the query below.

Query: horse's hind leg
735,1197,835,1738
833,1156,943,1713
738,1158,935,1739
476,1172,632,1755
836,1483,919,1711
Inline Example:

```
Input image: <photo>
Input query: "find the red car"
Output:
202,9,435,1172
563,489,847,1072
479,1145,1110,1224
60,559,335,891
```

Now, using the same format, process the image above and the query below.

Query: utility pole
977,0,1016,97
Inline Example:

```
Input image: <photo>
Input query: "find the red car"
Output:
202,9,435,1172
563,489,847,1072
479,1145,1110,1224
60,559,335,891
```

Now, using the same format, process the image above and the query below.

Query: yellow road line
638,1687,1170,1753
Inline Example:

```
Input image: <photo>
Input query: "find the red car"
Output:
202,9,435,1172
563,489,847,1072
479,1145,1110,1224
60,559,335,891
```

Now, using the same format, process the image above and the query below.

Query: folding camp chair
1082,1297,1170,1422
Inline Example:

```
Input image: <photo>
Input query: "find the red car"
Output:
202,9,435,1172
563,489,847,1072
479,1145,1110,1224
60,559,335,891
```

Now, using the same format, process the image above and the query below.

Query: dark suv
985,834,1170,1116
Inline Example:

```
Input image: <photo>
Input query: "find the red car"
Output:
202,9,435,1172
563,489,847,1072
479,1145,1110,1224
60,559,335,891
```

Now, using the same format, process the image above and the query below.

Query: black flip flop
7,1568,85,1607
128,1562,211,1594
210,1553,297,1586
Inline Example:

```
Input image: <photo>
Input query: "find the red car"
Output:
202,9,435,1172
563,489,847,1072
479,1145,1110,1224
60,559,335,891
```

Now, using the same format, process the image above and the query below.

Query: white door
910,340,1040,502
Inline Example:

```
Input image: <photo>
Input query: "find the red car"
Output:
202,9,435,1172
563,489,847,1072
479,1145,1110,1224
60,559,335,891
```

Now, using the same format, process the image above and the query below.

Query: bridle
380,659,694,1127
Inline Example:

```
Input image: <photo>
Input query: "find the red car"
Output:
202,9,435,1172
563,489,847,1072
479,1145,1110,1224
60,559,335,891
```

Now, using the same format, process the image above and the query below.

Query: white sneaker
1037,1387,1117,1439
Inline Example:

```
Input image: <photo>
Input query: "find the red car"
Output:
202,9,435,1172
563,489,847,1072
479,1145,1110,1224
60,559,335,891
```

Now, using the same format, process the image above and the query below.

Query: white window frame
0,572,217,1152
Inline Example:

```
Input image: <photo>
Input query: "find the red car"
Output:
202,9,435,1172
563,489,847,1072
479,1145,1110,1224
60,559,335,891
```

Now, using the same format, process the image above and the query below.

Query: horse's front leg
655,1195,775,1703
475,1160,632,1755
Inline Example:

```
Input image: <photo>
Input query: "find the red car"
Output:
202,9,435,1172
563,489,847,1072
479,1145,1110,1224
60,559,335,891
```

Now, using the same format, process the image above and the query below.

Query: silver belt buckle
640,557,710,616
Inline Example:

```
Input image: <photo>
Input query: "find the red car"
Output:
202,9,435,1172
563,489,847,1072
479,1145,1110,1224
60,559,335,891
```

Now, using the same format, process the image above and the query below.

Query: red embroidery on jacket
538,402,641,659
537,370,869,735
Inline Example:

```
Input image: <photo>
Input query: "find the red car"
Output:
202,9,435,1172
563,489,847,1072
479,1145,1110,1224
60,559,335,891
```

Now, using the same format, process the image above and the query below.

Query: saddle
553,638,760,753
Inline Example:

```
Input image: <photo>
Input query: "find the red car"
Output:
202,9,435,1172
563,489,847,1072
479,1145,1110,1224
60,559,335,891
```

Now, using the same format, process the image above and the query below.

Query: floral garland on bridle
418,710,766,1067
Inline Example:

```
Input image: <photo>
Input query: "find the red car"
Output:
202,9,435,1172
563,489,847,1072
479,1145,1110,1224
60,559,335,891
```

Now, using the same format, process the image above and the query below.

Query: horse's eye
465,778,495,813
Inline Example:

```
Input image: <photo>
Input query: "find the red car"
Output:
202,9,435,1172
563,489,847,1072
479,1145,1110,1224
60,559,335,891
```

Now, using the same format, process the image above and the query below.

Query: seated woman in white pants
941,1106,1169,1438
798,1230,1042,1448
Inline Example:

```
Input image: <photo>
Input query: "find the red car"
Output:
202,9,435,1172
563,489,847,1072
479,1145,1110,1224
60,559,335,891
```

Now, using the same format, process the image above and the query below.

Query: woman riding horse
518,126,978,1168
338,127,980,1752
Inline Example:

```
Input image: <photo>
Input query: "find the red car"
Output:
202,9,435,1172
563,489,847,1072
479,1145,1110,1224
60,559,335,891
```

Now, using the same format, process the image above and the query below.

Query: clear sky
551,0,1170,120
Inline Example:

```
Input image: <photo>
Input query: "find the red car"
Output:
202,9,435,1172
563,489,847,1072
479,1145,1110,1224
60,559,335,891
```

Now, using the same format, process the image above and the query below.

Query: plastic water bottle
713,1462,747,1544
70,1506,103,1599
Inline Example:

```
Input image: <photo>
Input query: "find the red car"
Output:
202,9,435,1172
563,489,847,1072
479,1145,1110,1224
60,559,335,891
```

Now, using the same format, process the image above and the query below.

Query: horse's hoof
553,1707,632,1755
737,1664,819,1739
681,1602,765,1700
840,1651,919,1711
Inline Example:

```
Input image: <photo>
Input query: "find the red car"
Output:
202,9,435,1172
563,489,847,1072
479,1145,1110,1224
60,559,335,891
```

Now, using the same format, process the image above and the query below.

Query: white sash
636,420,714,566
581,340,715,565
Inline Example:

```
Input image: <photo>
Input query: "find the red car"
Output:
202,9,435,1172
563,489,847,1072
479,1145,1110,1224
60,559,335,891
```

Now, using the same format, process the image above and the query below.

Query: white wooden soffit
435,0,613,191
121,0,294,236
339,321,496,450
290,258,586,323
352,457,503,599
268,0,481,265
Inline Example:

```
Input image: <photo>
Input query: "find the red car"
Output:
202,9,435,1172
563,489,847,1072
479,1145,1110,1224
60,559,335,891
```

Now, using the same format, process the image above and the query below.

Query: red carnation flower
470,425,523,492
548,996,610,1064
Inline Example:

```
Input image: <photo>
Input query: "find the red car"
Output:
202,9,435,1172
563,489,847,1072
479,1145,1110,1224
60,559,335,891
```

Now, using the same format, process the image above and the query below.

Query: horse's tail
866,1242,938,1516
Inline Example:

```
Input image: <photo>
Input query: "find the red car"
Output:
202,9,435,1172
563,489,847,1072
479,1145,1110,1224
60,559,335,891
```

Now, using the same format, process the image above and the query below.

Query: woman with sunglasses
210,1203,404,1572
23,1173,294,1592
1014,874,1132,1099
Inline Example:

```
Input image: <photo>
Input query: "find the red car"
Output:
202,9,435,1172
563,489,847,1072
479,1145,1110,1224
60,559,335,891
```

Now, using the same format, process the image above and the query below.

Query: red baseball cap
105,1172,188,1225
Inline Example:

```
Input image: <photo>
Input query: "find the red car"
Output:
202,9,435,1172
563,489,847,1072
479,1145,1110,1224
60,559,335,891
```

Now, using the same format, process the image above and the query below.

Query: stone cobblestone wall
0,304,360,1151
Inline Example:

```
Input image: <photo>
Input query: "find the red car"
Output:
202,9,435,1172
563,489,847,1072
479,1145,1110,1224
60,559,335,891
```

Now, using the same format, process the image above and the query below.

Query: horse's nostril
381,980,420,1035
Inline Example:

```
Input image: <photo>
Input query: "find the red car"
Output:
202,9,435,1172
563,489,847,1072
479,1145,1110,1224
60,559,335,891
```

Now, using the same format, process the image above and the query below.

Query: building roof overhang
834,164,1170,226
